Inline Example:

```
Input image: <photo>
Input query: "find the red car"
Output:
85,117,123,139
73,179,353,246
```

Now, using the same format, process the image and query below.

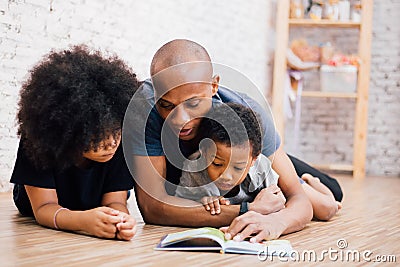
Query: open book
155,227,293,255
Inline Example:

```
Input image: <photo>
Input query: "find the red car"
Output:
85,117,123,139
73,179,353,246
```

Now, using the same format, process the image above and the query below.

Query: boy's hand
115,212,137,241
200,196,230,215
249,185,286,215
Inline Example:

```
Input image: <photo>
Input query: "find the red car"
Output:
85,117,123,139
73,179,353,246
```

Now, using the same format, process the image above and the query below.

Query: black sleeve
10,141,55,189
102,146,134,193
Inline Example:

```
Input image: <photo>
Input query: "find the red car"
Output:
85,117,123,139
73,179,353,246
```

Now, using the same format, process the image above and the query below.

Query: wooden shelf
272,0,373,178
289,19,361,28
301,91,357,98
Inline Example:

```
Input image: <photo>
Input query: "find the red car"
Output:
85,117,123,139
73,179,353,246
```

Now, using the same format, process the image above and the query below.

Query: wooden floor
1,175,399,266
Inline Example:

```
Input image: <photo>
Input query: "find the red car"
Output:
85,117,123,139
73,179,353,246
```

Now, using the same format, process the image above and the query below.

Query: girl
10,45,139,240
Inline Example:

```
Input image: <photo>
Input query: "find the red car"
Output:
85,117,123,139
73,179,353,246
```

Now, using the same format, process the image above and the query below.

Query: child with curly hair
175,103,286,218
10,45,139,240
176,103,341,227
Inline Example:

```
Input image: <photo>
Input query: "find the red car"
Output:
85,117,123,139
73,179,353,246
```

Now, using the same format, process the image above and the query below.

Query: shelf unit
271,0,373,179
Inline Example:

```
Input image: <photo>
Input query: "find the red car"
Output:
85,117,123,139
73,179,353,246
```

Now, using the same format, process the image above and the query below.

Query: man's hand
220,211,287,243
249,185,286,215
200,196,230,215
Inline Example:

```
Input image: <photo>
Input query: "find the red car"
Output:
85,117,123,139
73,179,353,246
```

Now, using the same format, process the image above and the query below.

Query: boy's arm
248,184,286,215
133,155,240,227
223,144,313,241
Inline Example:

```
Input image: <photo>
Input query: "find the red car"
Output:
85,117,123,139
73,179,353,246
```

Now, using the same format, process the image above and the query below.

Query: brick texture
0,0,398,191
284,0,400,178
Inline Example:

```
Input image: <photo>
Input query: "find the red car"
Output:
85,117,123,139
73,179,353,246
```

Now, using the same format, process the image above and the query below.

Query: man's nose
170,105,190,128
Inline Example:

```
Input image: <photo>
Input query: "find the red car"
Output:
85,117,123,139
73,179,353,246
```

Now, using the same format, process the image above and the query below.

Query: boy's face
82,131,121,162
205,141,256,192
155,75,219,141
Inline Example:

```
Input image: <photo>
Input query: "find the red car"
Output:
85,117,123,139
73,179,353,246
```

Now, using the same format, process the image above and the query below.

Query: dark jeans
288,154,343,202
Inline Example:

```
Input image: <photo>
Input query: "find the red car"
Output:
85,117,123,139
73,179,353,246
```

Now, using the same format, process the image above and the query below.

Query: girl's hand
200,196,230,215
81,207,122,239
115,212,137,241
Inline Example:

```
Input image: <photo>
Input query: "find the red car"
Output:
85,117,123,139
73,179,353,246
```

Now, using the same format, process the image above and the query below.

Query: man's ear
211,75,220,96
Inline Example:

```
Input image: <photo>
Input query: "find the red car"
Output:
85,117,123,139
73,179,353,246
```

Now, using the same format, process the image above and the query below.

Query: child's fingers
209,200,217,215
201,196,225,214
117,220,136,231
107,214,125,225
98,206,120,216
266,184,281,194
277,191,286,203
219,197,230,205
101,229,118,239
213,199,221,214
115,221,137,241
201,197,210,206
118,228,136,241
95,207,125,224
203,203,211,211
201,197,211,211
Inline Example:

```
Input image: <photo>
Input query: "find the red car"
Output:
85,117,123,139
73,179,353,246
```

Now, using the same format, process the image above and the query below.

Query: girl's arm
102,191,130,213
102,191,137,240
25,185,122,238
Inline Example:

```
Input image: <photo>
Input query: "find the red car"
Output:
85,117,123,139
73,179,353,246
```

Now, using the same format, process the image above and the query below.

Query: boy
175,103,340,222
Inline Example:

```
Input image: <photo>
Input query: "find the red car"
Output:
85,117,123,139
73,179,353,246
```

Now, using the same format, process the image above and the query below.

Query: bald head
150,39,212,76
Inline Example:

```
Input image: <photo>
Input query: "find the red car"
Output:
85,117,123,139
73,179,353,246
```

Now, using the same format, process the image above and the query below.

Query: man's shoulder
217,86,248,103
136,79,155,102
217,86,262,110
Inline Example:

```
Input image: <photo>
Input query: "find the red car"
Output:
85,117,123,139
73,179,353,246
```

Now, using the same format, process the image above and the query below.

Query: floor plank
0,175,399,266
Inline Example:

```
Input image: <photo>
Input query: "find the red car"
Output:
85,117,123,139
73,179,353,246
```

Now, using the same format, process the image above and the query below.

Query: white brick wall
0,0,399,191
284,0,400,177
0,0,273,191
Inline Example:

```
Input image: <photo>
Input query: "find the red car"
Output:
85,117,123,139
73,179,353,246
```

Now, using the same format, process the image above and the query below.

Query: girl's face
82,131,121,163
205,141,256,192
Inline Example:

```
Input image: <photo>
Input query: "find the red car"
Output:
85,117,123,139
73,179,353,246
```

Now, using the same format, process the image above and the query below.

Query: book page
160,227,225,247
224,239,293,255
223,240,266,254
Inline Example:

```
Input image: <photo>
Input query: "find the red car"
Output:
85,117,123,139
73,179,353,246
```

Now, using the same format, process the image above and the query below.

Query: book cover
154,227,294,255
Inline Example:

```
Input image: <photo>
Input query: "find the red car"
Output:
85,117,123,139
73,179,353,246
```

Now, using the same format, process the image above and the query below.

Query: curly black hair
17,45,139,170
200,103,262,158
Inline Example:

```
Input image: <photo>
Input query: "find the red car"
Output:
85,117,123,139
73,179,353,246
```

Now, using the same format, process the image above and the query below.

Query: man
124,39,342,242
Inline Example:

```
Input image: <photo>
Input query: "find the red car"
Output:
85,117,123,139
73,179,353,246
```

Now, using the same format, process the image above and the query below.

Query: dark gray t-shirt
124,79,280,194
